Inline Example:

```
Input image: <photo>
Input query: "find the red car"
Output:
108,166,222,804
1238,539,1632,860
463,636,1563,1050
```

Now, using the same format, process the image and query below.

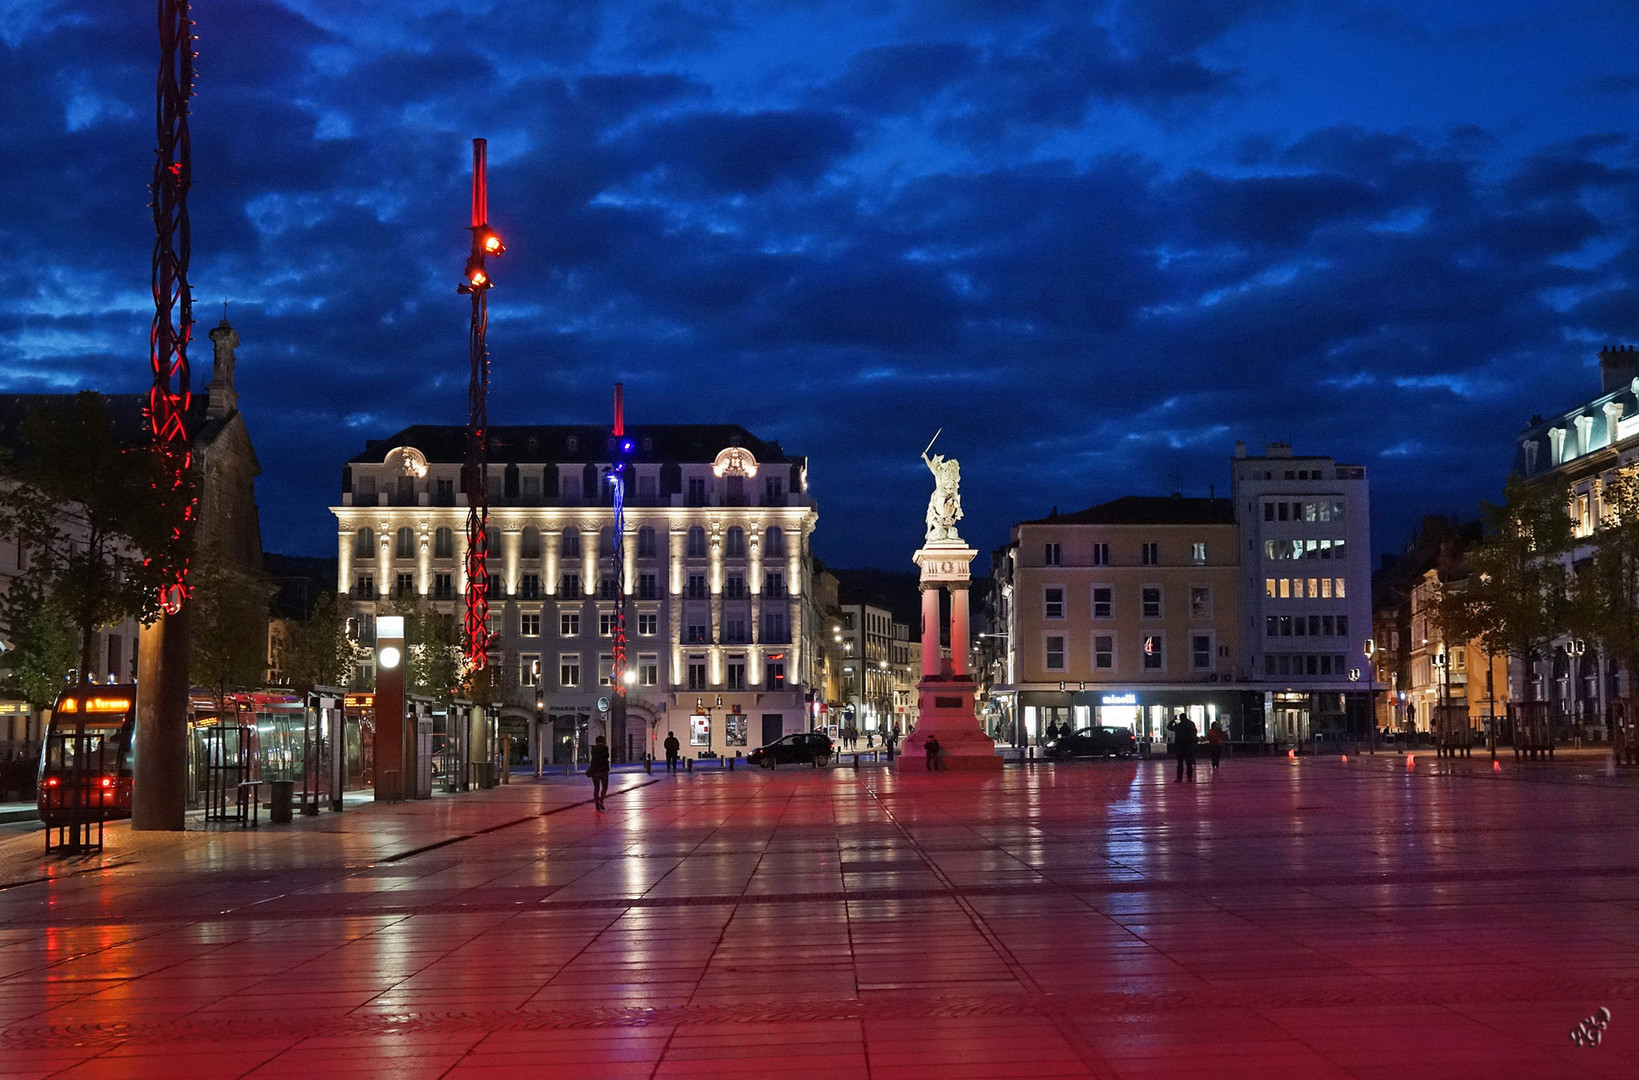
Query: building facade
1231,442,1374,743
989,495,1248,746
1511,345,1639,738
988,443,1374,749
332,422,818,762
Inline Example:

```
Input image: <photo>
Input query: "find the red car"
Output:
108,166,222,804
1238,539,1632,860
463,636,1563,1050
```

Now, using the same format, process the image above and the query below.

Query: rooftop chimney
1599,344,1639,396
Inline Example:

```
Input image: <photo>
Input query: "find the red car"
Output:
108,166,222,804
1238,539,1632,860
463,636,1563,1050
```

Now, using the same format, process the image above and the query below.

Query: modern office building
332,420,818,762
1231,441,1374,744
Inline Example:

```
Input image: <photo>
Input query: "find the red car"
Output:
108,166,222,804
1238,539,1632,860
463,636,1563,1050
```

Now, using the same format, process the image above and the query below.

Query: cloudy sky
2,0,1636,570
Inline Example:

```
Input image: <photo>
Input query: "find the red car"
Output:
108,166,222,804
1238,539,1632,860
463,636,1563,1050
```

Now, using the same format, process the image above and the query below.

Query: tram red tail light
100,777,113,789
45,777,59,788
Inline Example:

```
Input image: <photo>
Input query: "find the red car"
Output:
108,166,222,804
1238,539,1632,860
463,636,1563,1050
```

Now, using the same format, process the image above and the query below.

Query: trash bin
269,779,295,824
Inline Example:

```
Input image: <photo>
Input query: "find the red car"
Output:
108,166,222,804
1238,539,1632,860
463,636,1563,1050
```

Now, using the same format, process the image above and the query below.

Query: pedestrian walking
924,734,942,771
1207,720,1224,771
588,735,610,810
1168,713,1198,782
663,731,680,773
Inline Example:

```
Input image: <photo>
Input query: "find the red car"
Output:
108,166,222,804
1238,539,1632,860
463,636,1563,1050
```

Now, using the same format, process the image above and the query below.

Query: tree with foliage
386,597,464,701
188,543,274,708
274,591,363,695
0,393,186,684
1567,465,1639,694
0,575,77,706
1460,472,1574,705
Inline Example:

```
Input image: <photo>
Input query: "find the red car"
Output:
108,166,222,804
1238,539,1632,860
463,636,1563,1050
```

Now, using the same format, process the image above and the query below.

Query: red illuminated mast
149,0,197,611
459,138,505,672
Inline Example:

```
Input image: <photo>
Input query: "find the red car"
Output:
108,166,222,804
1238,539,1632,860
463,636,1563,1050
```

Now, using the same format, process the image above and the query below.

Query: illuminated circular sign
377,645,402,669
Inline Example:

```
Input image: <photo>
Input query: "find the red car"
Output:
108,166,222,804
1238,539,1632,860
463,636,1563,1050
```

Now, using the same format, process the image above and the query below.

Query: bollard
728,755,734,771
687,758,693,772
645,755,653,775
853,753,860,771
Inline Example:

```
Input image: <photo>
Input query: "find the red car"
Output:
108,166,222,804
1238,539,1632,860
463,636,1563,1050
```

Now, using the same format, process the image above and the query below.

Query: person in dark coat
663,731,681,773
1168,713,1198,782
1207,720,1224,771
924,734,942,771
588,735,611,810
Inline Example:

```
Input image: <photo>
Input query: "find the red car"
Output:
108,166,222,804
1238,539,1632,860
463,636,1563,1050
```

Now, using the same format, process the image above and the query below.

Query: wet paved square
1,752,1636,1078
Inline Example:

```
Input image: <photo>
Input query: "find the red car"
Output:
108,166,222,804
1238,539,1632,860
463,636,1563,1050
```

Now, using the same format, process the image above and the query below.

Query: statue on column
921,430,963,543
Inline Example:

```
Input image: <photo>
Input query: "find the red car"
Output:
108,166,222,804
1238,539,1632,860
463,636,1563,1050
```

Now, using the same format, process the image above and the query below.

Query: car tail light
45,777,59,788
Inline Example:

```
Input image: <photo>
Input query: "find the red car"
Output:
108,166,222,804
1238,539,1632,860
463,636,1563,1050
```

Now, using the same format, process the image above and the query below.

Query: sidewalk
1,756,1636,1079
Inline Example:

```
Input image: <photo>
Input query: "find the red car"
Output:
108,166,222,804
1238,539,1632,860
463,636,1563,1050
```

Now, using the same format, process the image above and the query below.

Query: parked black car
748,731,834,768
1045,726,1137,760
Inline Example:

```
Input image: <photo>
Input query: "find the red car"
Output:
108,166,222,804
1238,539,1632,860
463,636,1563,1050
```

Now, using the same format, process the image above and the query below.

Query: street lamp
1565,638,1587,748
1364,639,1377,755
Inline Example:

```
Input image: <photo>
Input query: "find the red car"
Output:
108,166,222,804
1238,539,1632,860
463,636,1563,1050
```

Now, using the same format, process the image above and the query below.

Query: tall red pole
460,139,503,675
133,0,198,831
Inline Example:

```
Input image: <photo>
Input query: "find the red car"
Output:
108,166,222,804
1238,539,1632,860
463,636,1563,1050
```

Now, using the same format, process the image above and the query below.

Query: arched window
724,526,745,557
520,526,541,560
765,526,786,557
687,526,707,558
434,527,453,559
561,528,581,557
395,527,414,559
354,528,374,557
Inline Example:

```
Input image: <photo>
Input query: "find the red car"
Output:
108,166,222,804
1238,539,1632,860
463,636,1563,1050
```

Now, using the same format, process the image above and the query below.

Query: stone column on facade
417,523,431,596
920,585,941,679
376,524,392,599
950,582,970,678
582,520,600,599
337,526,353,595
542,526,560,597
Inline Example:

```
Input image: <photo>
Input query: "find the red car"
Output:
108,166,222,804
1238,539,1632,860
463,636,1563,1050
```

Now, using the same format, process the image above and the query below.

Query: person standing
886,727,899,761
588,735,611,810
1168,713,1198,782
663,731,680,773
924,734,942,771
1207,720,1224,771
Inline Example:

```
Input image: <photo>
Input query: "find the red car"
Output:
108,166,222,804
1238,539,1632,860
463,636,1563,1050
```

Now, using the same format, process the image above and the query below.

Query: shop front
1014,685,1264,747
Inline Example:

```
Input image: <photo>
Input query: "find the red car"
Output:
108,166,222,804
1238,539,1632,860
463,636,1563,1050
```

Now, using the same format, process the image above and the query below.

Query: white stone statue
921,434,963,543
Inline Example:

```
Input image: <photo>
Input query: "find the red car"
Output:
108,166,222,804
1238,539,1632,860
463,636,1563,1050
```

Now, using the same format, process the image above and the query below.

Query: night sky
2,1,1636,571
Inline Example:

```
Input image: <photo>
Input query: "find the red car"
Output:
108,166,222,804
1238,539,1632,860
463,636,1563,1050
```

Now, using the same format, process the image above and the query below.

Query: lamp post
1566,638,1586,749
1364,639,1378,755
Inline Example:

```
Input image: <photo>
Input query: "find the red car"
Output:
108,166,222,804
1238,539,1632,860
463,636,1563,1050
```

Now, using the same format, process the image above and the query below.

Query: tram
37,685,137,826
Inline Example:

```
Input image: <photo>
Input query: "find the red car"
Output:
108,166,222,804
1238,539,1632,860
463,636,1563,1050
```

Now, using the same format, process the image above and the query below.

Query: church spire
206,315,239,421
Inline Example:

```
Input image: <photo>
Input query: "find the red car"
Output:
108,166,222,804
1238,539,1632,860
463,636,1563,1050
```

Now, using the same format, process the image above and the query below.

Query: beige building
991,496,1244,746
1408,569,1511,739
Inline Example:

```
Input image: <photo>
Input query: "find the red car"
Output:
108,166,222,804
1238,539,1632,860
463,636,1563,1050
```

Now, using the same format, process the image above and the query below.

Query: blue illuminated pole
608,384,633,756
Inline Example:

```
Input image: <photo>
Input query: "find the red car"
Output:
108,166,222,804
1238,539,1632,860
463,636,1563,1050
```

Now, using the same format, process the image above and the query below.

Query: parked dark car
1045,726,1137,760
748,731,834,768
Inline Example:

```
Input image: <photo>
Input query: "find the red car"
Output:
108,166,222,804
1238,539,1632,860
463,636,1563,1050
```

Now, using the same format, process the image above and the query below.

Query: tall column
950,583,970,678
920,585,941,679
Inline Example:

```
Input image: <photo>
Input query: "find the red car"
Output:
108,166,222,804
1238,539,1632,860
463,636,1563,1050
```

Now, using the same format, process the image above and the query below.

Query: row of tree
1437,467,1639,707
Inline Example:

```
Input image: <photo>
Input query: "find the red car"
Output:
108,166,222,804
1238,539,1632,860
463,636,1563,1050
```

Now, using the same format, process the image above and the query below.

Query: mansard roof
350,423,803,468
1021,495,1235,527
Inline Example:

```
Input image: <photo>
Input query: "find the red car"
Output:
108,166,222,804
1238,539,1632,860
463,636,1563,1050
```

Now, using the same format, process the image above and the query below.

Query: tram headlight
378,645,402,669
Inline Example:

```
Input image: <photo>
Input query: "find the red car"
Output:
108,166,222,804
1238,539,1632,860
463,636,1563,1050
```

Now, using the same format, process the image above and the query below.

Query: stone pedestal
898,542,1001,773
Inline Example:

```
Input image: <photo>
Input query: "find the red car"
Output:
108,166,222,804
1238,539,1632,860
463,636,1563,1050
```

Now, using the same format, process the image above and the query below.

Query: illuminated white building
332,422,818,762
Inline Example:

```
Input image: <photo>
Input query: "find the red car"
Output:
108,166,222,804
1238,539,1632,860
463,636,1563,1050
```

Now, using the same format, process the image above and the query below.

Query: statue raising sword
921,429,963,543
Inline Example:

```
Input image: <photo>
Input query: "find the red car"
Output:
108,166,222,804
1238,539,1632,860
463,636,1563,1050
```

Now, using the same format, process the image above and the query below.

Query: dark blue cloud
2,0,1637,570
